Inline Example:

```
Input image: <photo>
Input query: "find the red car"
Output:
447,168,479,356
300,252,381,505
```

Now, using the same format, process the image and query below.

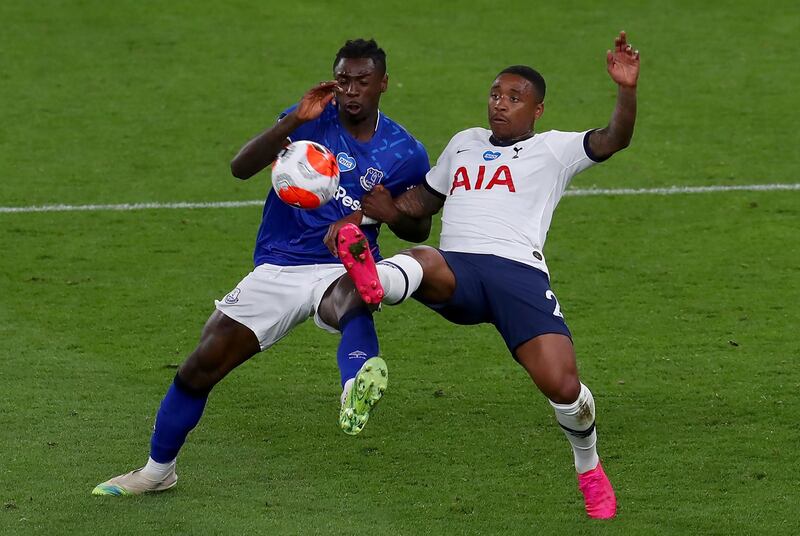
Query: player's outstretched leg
93,311,259,496
337,223,384,304
339,356,388,435
516,334,616,519
92,373,210,496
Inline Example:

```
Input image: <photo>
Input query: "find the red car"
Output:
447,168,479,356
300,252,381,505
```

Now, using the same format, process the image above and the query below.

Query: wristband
361,215,378,225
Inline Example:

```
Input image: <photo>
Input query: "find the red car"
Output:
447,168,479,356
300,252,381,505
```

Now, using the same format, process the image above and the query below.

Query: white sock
141,457,176,480
550,383,600,474
376,254,423,305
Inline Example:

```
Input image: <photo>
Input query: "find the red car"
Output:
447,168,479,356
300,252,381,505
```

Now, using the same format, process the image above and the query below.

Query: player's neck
489,130,535,147
340,109,380,143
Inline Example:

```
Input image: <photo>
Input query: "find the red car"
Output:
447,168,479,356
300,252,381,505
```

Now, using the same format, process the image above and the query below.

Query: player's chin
342,110,369,124
489,123,514,141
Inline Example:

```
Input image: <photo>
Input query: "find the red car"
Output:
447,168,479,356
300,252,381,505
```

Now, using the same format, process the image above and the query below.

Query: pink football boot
337,223,384,304
577,461,617,519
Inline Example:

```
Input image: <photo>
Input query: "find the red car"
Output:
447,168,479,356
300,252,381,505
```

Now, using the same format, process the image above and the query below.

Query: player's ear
535,102,545,120
380,73,388,93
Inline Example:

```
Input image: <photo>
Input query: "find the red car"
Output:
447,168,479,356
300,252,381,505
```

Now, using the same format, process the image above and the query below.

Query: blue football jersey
253,102,430,267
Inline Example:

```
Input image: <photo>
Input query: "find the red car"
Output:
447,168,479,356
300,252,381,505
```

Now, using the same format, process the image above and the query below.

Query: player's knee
178,346,227,391
404,246,455,300
176,362,219,392
549,376,581,405
405,245,438,270
178,313,258,390
174,368,214,397
318,275,372,329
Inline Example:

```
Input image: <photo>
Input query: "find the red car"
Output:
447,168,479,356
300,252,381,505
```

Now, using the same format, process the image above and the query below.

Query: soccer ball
271,141,340,209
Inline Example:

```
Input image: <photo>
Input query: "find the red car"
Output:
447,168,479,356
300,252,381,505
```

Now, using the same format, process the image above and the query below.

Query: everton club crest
359,167,384,191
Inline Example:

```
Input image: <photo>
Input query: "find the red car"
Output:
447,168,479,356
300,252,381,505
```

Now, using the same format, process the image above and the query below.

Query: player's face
488,74,544,141
334,58,387,123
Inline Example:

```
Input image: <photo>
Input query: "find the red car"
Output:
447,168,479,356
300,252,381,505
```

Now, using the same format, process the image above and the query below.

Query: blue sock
149,374,210,463
337,308,379,387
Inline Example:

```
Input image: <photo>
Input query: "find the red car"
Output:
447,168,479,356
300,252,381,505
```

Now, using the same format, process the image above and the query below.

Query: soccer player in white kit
334,32,639,519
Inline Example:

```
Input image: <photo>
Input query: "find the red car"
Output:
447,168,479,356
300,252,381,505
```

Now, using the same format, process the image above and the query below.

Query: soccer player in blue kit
92,39,430,496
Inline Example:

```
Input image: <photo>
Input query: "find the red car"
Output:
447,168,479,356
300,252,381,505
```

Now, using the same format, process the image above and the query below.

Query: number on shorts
545,290,564,318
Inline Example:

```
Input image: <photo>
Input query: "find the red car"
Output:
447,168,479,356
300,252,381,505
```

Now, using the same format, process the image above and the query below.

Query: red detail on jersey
450,166,472,194
450,165,516,194
305,143,339,178
485,165,515,191
474,166,486,189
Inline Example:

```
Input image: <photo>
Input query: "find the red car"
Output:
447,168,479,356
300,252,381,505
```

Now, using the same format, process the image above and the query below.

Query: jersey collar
489,132,535,147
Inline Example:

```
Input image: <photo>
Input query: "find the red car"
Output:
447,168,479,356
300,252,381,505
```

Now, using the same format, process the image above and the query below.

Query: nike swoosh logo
456,149,470,154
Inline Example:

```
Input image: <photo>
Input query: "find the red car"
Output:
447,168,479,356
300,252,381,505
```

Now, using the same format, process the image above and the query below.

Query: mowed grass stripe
2,183,800,214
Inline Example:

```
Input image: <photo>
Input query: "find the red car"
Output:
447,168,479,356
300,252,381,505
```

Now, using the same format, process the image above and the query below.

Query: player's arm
587,31,640,160
230,81,342,180
362,184,444,242
323,185,442,256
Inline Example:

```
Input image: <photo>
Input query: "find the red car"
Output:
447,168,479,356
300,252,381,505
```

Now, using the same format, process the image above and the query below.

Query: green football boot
339,357,388,435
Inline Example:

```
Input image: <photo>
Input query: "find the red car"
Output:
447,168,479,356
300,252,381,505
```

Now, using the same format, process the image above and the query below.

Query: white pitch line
565,183,800,197
1,183,799,214
0,200,264,214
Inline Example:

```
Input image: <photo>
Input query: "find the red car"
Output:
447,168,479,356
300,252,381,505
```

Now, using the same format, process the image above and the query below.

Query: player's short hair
498,65,546,103
333,39,387,75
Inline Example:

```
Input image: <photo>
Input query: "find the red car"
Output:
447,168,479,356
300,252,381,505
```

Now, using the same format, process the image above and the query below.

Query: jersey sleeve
423,131,464,198
384,141,431,197
544,129,610,187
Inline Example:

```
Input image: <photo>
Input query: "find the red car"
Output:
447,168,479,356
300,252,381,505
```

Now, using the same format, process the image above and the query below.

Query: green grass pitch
2,1,799,534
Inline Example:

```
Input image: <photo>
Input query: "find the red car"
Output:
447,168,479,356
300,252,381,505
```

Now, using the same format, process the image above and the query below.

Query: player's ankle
142,457,176,480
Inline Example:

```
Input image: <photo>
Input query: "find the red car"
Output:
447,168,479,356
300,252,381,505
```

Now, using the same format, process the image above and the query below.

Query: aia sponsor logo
450,165,516,194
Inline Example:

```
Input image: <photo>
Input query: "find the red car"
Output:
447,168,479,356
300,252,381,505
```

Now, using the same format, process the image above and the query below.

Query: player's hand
606,31,639,88
296,81,343,123
361,185,401,226
324,211,363,257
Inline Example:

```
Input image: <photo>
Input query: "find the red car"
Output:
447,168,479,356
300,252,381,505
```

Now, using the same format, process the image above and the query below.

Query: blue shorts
418,251,571,355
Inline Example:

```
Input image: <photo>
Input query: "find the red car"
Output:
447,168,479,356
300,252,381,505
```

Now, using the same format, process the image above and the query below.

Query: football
271,140,340,209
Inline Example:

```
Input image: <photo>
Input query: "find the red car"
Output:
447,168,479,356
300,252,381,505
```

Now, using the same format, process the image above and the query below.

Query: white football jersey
424,127,605,275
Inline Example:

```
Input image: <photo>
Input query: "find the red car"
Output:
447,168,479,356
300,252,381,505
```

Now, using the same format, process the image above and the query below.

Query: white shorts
214,263,346,350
